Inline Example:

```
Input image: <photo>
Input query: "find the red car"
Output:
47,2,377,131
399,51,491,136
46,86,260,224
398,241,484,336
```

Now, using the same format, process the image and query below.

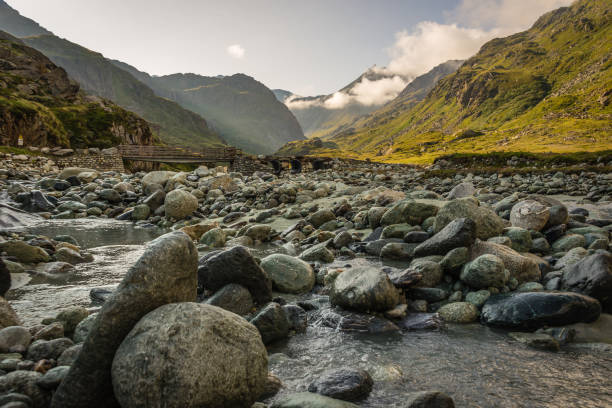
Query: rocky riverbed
0,151,611,407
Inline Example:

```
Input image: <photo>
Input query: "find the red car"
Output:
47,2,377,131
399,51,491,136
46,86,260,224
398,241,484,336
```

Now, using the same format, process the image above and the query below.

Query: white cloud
286,74,408,110
226,44,245,59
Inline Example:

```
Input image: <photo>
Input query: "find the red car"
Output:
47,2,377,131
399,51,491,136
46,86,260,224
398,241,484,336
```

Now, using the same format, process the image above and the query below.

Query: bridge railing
117,145,238,161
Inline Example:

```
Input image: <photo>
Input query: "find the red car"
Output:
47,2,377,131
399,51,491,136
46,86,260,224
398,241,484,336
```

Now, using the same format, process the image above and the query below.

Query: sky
6,0,573,98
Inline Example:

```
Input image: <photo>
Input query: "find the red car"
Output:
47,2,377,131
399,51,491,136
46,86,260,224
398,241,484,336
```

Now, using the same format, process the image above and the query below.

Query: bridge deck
118,145,238,163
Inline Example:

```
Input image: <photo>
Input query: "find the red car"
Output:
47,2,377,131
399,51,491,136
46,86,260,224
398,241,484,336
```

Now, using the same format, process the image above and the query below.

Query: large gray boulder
260,254,315,294
164,190,198,219
470,240,540,283
112,303,267,408
198,246,272,304
51,232,198,408
330,267,398,312
460,254,508,289
380,200,438,226
142,171,176,188
510,200,550,231
434,199,505,240
561,252,612,312
481,292,601,329
413,218,476,257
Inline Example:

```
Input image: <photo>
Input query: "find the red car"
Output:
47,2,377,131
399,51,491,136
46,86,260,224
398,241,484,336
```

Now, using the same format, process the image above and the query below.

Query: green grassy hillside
0,31,153,148
281,0,611,163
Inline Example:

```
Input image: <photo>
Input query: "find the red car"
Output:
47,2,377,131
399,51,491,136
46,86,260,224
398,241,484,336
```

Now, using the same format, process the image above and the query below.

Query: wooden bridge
118,145,239,164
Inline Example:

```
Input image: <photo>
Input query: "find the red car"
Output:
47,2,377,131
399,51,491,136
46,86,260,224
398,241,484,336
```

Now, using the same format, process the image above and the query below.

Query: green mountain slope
0,1,223,148
287,0,611,163
111,60,305,155
0,31,153,148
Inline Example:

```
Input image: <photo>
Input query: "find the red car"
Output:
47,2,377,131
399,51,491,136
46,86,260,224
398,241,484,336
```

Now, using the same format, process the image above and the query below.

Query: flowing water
5,218,612,407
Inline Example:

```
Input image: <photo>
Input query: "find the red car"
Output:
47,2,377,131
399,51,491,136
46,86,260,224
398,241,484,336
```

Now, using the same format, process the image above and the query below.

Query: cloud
450,0,574,31
226,44,245,59
286,74,408,110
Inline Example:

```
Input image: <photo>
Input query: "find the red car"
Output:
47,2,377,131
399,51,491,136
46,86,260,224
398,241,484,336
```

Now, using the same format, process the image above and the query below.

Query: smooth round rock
460,254,508,289
330,267,399,312
308,368,373,401
260,254,315,294
164,189,198,219
112,303,267,408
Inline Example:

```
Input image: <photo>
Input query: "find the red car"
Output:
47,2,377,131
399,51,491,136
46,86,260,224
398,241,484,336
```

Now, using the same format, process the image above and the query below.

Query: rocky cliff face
0,31,153,148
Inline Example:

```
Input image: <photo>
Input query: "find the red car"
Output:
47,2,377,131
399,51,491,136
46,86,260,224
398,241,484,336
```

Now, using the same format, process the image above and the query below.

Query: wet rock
131,204,150,220
54,247,87,265
57,344,82,366
51,231,198,408
36,366,70,390
508,332,560,352
404,391,455,408
409,288,448,303
308,209,335,228
0,393,33,407
250,302,289,344
414,218,476,257
465,290,491,307
98,189,121,203
561,252,612,312
387,267,423,288
333,231,354,249
112,303,267,408
440,247,470,274
26,338,74,361
0,371,48,408
0,327,31,354
437,302,478,323
403,231,430,243
245,224,272,242
179,222,217,241
398,313,445,331
470,240,540,283
308,368,373,401
205,283,254,315
142,190,165,212
164,189,198,220
0,241,50,264
54,307,89,338
510,200,550,231
460,254,508,289
409,260,443,288
481,292,601,329
0,297,20,329
434,199,505,240
300,243,335,263
198,246,272,304
317,309,399,334
260,254,315,294
380,242,417,260
382,224,419,239
271,392,358,408
551,234,586,252
330,267,399,312
283,304,307,333
33,323,64,342
199,227,226,248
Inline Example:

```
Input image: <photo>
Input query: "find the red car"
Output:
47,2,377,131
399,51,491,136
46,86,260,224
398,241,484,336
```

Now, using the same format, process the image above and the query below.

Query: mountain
272,89,293,103
0,1,223,149
0,31,152,148
283,68,409,139
110,60,305,155
281,0,612,163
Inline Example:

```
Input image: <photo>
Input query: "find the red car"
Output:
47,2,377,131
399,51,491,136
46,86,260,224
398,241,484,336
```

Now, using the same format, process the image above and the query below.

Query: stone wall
231,156,274,174
55,152,125,173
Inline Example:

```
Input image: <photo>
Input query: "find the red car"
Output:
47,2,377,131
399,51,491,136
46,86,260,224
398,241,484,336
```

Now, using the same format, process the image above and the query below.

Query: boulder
199,228,226,248
205,284,254,316
197,246,272,304
142,171,176,188
58,168,96,180
481,292,601,329
112,303,267,408
27,338,74,361
460,254,508,289
51,232,198,408
330,267,398,312
0,241,50,264
271,392,358,408
250,302,290,345
0,326,31,354
164,190,198,220
260,254,315,294
447,182,476,199
437,302,478,323
307,209,335,228
300,243,335,263
0,371,48,408
413,218,476,257
470,240,540,283
380,200,438,226
434,199,505,240
561,252,612,312
510,200,550,231
408,260,443,288
0,297,20,329
308,368,373,401
404,391,455,408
